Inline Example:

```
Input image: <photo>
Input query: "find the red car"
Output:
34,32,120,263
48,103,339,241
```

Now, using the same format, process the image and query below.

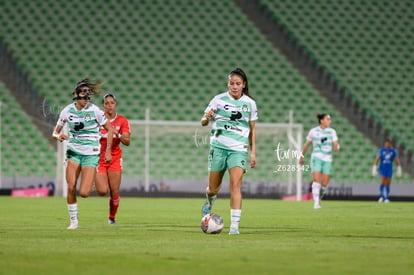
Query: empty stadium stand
0,0,411,183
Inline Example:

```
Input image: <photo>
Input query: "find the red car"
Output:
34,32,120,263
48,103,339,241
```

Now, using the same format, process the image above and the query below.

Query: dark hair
316,113,329,124
228,68,252,99
102,93,117,104
73,78,105,97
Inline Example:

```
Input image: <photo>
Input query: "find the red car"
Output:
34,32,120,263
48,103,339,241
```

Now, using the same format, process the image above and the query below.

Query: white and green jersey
306,126,338,162
57,102,107,155
205,91,258,152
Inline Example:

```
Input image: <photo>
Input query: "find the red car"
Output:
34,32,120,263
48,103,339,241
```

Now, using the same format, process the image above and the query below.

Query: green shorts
208,147,248,172
66,149,100,168
311,156,332,175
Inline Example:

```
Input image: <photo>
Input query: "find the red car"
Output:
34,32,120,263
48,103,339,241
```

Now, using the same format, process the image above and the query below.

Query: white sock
312,182,321,206
67,203,78,224
230,209,241,229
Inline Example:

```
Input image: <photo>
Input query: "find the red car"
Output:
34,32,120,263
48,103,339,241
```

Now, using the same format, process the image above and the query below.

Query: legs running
320,173,330,199
65,160,81,229
382,177,391,202
107,171,122,223
312,171,322,209
66,166,95,229
78,167,97,198
201,171,224,216
312,171,330,209
95,172,109,196
229,166,244,234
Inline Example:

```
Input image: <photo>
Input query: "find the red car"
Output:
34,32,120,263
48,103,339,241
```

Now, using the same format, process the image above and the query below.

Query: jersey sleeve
306,129,314,142
332,129,338,142
250,101,258,121
377,148,382,156
393,148,399,157
56,106,69,126
204,96,218,114
95,107,108,126
120,116,131,134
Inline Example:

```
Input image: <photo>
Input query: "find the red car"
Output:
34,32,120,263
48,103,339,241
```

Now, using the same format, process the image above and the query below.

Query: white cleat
229,227,240,235
384,199,390,203
314,204,322,209
67,222,78,230
378,198,384,203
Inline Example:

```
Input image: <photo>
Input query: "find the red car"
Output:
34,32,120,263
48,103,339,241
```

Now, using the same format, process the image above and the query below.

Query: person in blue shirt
372,139,402,202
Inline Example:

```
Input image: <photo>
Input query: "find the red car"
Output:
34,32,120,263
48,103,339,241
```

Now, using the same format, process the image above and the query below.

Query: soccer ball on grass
200,213,224,234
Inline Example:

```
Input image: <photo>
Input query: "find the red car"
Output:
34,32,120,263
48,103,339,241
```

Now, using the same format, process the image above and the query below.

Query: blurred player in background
299,113,339,209
200,68,258,235
95,93,130,224
52,79,113,229
372,139,402,202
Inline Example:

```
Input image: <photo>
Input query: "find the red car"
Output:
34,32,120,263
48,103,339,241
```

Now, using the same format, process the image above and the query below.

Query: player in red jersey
95,93,131,224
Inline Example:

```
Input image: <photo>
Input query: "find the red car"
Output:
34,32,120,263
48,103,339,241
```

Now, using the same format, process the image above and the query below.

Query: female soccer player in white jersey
52,79,114,229
299,113,339,209
95,93,130,224
200,68,258,235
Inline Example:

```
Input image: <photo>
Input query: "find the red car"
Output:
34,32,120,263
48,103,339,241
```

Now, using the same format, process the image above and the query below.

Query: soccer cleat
314,204,322,209
108,218,116,224
384,199,390,203
378,197,384,203
229,227,240,235
201,195,216,217
201,200,212,216
67,222,78,230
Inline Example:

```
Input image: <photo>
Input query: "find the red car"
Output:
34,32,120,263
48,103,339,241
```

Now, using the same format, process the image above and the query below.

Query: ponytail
74,78,105,97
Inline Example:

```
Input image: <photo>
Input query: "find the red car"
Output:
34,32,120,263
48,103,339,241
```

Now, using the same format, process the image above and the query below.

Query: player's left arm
119,119,131,146
333,141,340,152
395,154,402,177
249,121,256,168
332,129,339,152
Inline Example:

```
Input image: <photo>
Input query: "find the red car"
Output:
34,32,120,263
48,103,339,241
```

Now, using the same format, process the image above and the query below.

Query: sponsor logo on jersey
224,124,242,132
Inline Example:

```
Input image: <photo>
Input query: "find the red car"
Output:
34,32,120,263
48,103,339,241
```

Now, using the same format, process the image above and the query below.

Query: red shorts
97,154,123,173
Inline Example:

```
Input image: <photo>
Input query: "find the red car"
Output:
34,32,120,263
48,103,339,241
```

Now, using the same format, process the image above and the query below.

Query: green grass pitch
1,197,413,274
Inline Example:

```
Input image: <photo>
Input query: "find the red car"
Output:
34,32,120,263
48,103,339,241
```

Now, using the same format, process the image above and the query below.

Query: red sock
109,195,120,219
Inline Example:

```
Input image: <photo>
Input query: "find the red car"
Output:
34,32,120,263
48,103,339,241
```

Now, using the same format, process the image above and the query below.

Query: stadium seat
0,0,411,183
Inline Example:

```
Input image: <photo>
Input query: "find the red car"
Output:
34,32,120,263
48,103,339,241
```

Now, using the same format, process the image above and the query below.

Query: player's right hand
205,109,216,120
54,134,68,142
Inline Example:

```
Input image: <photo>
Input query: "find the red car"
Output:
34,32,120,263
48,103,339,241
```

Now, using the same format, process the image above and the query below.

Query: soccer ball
200,213,224,234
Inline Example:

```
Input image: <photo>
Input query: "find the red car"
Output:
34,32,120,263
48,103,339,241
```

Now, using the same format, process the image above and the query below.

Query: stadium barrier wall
1,176,413,201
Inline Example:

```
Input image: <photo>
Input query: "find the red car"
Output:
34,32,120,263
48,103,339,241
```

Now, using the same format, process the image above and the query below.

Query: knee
96,190,107,196
79,190,91,198
96,187,108,196
229,183,241,194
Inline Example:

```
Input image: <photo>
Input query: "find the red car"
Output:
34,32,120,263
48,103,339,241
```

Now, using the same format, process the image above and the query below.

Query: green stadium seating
0,0,411,183
0,81,56,177
260,0,414,155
